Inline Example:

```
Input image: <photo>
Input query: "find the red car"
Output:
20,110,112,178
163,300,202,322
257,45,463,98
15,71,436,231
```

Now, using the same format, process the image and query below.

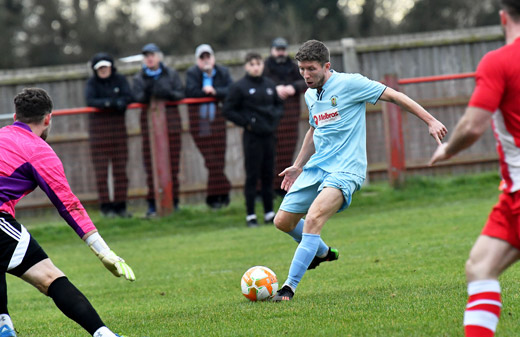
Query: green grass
7,172,520,336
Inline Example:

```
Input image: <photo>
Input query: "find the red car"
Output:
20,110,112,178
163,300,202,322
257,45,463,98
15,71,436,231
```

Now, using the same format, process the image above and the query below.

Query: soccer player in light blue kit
272,40,448,301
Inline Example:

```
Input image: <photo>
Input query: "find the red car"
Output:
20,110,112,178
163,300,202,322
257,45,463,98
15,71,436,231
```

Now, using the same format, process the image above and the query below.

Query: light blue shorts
279,167,364,214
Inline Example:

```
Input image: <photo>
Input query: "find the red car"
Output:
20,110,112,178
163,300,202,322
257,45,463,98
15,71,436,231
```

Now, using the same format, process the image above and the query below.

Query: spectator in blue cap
132,43,184,217
141,43,161,54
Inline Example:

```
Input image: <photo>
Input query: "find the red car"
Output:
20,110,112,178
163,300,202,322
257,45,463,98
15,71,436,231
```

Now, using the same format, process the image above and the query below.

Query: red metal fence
382,72,478,187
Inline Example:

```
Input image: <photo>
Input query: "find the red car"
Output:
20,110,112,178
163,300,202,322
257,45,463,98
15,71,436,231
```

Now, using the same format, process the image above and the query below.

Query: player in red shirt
430,1,520,336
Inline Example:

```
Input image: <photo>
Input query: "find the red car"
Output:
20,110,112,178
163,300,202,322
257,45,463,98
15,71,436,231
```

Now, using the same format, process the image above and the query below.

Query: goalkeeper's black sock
47,276,104,335
0,272,9,315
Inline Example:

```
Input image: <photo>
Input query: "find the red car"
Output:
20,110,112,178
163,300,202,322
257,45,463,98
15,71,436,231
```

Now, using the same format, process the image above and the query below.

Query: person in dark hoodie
263,37,307,197
185,44,233,209
223,52,284,227
132,43,185,217
85,53,133,218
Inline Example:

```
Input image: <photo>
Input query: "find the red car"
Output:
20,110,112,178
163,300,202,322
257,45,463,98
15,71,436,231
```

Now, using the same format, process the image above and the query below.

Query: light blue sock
286,233,321,290
287,219,329,257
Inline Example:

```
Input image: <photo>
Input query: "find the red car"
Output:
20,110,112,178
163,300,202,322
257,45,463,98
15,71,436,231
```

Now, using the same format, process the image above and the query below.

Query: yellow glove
96,249,136,281
86,232,136,281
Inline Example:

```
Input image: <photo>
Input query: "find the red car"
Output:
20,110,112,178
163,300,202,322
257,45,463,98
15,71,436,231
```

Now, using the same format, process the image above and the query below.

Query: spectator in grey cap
185,44,233,209
132,43,185,216
263,37,306,197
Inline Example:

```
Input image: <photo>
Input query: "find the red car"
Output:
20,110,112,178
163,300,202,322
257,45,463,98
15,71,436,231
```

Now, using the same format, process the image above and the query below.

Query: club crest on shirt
266,88,274,95
249,88,256,95
331,95,338,107
313,108,340,127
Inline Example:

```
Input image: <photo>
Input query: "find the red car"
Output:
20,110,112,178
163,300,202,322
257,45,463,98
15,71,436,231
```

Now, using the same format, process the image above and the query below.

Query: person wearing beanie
85,53,133,218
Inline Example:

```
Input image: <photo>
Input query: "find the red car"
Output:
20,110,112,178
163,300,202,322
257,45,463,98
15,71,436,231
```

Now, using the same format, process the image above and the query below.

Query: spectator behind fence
185,44,233,209
223,52,284,227
263,37,307,197
132,43,185,217
85,53,133,218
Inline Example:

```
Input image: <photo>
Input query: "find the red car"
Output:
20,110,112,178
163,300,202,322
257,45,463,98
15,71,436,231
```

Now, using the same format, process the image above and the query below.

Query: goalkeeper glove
85,232,136,281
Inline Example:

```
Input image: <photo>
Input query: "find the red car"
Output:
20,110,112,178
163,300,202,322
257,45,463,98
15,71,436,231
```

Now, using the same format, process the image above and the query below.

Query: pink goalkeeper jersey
0,121,96,237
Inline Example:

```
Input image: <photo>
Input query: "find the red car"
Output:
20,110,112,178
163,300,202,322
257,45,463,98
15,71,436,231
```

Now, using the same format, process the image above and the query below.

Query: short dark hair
502,0,520,21
245,52,263,64
14,88,53,124
295,40,330,66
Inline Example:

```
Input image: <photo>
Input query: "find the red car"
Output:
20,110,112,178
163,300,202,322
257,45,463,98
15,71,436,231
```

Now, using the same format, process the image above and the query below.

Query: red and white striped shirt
469,37,520,193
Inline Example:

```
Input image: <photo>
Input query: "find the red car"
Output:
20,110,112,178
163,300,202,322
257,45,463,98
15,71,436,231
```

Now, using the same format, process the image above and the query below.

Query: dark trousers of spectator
273,96,300,194
243,131,275,216
188,104,231,207
89,113,128,212
140,107,181,207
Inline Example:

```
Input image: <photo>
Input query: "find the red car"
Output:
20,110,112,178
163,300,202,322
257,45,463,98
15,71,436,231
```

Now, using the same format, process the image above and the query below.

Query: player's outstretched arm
379,87,447,145
279,126,315,191
83,231,136,282
429,106,491,165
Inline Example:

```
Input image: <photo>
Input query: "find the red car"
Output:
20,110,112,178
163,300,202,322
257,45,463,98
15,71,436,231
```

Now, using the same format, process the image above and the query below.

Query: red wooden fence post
148,99,174,216
382,74,406,188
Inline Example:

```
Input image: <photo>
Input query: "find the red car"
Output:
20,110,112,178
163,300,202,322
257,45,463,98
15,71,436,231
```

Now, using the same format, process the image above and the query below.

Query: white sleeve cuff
85,232,110,255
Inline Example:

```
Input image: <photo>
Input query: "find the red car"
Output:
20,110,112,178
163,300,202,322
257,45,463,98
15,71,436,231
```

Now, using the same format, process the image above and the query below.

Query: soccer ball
241,266,278,301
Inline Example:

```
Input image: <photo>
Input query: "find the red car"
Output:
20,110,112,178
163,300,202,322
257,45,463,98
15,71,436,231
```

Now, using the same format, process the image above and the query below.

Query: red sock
464,280,501,337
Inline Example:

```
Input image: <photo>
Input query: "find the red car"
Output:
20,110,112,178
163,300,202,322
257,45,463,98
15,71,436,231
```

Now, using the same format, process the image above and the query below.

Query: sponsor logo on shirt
313,108,340,127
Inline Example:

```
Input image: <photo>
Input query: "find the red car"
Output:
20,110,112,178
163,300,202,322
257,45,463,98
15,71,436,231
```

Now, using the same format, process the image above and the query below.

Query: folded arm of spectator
291,78,307,94
152,69,185,101
276,85,289,100
185,66,207,98
85,79,113,108
213,66,233,99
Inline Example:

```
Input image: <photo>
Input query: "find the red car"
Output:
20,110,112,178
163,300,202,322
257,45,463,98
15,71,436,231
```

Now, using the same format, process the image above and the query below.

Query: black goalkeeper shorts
0,212,48,277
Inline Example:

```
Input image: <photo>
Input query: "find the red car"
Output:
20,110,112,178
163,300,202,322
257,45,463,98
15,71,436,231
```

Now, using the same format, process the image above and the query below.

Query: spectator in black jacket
185,44,233,209
223,52,284,227
263,37,307,196
132,43,185,216
85,53,133,218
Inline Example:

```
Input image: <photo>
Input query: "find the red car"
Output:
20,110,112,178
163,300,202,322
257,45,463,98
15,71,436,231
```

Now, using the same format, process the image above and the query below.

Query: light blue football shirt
304,70,386,178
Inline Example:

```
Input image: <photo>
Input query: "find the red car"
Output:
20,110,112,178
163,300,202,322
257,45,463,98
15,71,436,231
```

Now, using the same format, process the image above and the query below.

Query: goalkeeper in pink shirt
0,88,134,337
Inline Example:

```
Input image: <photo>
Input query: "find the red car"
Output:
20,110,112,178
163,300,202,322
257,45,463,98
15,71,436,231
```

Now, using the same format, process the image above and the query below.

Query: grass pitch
7,172,520,336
